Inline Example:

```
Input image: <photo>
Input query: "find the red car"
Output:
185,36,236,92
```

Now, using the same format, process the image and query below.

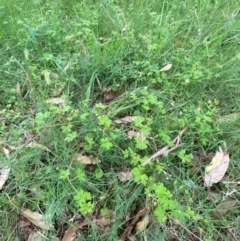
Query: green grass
0,0,240,240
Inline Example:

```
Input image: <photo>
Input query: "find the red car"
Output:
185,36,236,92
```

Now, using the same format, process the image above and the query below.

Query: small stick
142,126,188,166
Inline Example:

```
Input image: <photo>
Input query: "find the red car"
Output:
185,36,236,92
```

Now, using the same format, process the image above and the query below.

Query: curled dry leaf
117,171,133,182
114,116,139,124
62,226,77,241
135,215,149,232
160,63,172,72
72,154,93,165
45,98,66,105
22,209,53,230
127,131,146,140
204,147,230,187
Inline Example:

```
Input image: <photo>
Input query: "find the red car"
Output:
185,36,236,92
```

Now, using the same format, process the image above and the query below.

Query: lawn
0,0,240,240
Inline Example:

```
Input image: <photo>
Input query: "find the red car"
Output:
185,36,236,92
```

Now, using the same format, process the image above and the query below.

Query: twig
142,126,188,166
168,215,204,241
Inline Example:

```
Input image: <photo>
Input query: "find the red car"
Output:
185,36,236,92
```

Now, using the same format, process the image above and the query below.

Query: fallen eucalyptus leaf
160,63,172,72
204,147,230,187
22,209,52,230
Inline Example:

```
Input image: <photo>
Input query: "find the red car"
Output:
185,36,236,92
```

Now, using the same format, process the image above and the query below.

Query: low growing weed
0,0,240,240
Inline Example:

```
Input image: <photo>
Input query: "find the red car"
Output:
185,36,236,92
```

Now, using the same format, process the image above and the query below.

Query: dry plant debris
204,146,230,187
21,209,53,230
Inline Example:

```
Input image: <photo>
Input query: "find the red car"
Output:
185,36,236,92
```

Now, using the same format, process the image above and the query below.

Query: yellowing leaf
72,154,93,165
114,116,139,124
117,171,133,182
204,147,230,187
135,215,149,232
22,209,53,230
160,63,172,72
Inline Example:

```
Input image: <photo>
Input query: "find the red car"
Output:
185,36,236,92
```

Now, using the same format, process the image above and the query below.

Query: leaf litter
72,154,100,165
0,147,10,190
22,209,53,230
204,146,230,187
117,171,133,182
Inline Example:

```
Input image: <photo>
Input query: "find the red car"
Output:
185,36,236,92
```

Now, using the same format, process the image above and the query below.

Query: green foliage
1,0,239,239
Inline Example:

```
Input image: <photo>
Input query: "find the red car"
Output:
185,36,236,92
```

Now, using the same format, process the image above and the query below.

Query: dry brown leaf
160,63,172,72
216,200,237,215
127,131,146,140
204,147,230,187
93,216,112,228
72,154,93,165
28,232,43,241
45,98,66,105
114,116,139,124
22,209,53,230
62,225,77,241
103,87,124,103
135,215,149,232
117,171,133,182
26,142,52,153
120,208,146,240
